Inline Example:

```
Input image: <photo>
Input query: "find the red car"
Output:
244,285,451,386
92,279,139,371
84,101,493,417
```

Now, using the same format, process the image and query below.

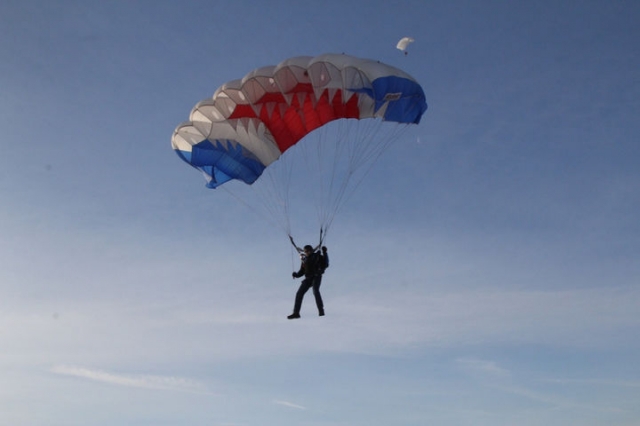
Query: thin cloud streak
320,285,640,353
541,378,640,388
456,357,510,376
493,384,625,414
272,400,307,410
50,365,213,395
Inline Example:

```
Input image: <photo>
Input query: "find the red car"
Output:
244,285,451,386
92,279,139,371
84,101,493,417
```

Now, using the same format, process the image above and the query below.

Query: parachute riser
288,226,325,254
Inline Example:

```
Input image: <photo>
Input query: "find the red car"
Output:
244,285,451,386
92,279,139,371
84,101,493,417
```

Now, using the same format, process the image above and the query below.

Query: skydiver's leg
293,279,312,315
312,276,324,316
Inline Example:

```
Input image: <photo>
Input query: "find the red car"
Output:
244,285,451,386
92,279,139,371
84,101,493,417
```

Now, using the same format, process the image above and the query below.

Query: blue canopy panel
370,76,428,124
188,139,266,188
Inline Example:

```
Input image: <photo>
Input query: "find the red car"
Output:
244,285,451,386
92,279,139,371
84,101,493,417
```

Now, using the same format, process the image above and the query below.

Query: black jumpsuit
292,251,328,316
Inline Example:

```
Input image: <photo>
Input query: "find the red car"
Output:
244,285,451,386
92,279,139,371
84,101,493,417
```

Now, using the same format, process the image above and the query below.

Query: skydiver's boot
287,313,300,320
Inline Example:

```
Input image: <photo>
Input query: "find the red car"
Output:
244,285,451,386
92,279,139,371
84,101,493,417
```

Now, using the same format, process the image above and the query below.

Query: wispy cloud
51,365,212,394
494,384,624,414
273,400,307,410
541,378,640,388
456,357,510,376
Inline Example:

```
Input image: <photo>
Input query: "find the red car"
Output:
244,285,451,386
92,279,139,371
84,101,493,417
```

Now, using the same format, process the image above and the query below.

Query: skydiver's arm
289,235,303,253
321,246,329,269
292,263,305,278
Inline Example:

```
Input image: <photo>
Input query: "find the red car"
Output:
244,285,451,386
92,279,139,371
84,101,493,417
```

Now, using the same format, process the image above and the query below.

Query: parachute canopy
172,53,427,189
396,37,415,54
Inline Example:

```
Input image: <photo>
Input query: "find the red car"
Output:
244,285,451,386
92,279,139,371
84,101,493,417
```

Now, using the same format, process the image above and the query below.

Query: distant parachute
396,37,415,55
172,53,427,243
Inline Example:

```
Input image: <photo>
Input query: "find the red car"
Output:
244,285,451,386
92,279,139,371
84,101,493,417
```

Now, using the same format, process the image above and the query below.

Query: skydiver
287,245,329,319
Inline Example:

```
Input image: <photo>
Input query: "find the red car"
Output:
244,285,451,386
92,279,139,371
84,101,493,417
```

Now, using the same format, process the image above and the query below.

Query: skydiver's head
303,245,313,255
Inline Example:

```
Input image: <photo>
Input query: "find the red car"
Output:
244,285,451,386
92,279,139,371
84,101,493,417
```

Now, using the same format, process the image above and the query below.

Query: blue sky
1,1,639,425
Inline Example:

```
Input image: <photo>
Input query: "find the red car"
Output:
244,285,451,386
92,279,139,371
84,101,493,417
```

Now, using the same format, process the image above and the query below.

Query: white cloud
4,282,638,371
50,365,212,394
541,378,640,388
456,357,510,376
272,400,307,410
303,285,640,355
494,384,625,414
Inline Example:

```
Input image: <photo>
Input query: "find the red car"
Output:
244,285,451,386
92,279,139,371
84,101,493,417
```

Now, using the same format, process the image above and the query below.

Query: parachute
396,37,415,55
172,54,427,244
